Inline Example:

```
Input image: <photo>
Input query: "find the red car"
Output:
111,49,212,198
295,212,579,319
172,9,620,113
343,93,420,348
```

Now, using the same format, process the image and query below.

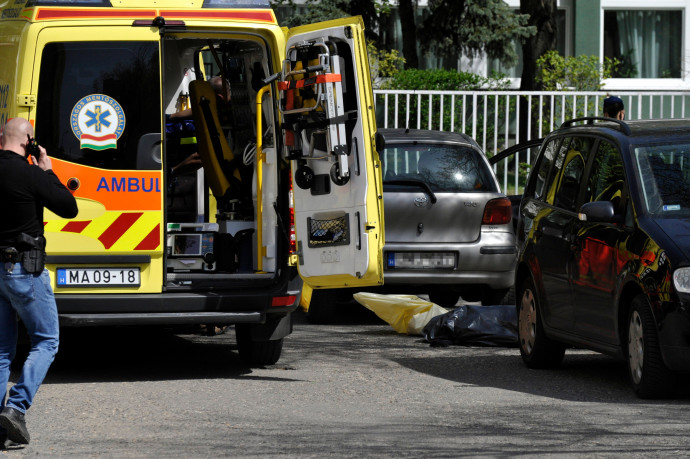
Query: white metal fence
373,90,690,193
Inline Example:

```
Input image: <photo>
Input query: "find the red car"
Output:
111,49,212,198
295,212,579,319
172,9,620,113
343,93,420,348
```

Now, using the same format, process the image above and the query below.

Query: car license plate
387,252,456,269
56,268,141,287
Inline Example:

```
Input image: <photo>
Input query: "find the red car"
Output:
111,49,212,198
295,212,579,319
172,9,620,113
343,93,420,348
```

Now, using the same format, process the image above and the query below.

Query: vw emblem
414,196,428,207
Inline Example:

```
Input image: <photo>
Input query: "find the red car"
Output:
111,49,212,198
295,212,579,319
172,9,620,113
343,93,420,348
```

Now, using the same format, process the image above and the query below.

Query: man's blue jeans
0,263,59,414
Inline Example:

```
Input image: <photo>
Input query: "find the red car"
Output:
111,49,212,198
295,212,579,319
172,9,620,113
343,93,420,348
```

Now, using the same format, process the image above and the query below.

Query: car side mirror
578,201,620,223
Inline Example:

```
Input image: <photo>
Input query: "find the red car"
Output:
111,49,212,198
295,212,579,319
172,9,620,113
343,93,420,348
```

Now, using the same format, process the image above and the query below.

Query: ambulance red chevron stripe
49,211,161,251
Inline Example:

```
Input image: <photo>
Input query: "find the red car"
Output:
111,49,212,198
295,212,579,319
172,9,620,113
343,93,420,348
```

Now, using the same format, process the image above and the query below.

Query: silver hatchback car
308,128,517,319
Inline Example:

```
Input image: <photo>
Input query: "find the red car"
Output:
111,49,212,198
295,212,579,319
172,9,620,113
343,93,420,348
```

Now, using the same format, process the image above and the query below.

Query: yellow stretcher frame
188,79,241,198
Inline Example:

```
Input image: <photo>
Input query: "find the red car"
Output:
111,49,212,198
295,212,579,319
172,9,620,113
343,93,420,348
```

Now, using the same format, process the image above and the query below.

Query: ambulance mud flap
242,314,292,341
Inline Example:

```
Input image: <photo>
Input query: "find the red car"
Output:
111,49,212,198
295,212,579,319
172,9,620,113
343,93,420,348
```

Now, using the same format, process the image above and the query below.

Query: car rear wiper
384,179,438,204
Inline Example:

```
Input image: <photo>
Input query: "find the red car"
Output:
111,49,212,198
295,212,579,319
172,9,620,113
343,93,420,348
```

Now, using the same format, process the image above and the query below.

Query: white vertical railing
374,90,690,194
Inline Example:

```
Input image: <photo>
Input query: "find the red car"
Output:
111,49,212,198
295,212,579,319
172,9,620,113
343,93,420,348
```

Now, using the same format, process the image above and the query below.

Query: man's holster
15,233,46,274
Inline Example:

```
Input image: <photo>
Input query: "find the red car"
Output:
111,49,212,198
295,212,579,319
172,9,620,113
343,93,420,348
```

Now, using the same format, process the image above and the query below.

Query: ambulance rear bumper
58,311,263,327
55,292,299,327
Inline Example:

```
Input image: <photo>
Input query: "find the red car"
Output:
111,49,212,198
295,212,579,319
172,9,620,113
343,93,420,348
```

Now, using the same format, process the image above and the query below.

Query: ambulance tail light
289,181,296,254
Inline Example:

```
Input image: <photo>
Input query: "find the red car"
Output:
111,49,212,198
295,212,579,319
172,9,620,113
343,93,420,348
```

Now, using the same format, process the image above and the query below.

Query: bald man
0,118,77,448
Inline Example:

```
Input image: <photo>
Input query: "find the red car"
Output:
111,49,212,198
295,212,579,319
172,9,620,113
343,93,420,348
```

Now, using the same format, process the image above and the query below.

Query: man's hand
36,146,53,171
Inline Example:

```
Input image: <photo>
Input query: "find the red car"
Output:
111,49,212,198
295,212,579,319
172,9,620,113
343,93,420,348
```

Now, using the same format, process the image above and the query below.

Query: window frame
582,138,628,221
600,0,690,90
551,136,594,212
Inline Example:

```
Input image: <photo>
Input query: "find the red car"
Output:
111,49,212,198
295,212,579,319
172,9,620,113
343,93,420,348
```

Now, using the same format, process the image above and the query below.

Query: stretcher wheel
294,165,315,189
330,163,349,186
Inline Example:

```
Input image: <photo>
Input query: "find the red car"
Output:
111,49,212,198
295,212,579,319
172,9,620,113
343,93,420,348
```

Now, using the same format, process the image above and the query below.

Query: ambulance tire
235,324,284,366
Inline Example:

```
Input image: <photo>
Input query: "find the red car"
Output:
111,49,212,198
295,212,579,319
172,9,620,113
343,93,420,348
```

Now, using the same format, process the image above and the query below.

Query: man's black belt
1,247,23,263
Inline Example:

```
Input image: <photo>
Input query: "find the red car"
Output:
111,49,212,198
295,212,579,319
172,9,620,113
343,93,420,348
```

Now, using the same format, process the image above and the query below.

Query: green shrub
536,50,618,91
367,41,405,89
383,68,508,91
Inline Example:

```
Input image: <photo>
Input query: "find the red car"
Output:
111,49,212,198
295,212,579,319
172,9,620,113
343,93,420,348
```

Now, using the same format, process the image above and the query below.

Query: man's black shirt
0,150,78,247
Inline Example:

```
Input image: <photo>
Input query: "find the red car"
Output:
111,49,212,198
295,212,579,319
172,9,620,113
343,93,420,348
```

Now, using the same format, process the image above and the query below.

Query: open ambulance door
281,17,384,290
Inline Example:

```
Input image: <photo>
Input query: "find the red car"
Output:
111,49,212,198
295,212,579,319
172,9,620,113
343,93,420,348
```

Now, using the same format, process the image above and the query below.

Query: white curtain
616,10,680,78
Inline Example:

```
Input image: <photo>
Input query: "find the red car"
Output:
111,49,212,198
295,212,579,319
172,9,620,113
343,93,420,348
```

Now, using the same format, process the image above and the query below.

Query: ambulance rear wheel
235,324,283,366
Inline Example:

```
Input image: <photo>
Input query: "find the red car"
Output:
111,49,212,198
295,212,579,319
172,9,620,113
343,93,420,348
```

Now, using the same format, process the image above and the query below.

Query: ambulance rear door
32,26,164,293
283,17,384,289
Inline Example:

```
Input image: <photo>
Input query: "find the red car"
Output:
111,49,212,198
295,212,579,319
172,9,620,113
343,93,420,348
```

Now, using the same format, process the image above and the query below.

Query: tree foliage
271,0,383,41
271,0,349,28
419,0,535,68
273,0,536,71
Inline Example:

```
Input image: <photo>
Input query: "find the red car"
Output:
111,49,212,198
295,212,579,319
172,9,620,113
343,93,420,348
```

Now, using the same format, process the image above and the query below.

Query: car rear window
381,144,497,193
635,144,690,216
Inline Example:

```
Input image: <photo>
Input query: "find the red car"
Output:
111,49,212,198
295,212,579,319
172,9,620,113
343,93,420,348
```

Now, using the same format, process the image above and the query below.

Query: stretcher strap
277,73,342,91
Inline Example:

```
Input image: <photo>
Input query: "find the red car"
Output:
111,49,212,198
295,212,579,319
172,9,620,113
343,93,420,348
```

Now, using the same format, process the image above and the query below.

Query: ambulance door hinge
17,94,36,107
296,241,304,265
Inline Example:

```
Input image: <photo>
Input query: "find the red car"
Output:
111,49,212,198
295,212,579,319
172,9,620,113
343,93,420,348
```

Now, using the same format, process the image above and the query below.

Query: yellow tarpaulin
353,292,449,335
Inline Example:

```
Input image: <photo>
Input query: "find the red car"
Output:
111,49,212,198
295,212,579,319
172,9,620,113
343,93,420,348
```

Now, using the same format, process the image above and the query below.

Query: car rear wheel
428,290,460,308
517,277,565,368
627,295,675,398
235,324,283,366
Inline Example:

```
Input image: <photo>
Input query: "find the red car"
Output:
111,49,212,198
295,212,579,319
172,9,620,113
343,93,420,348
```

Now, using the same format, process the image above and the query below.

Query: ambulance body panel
0,0,384,364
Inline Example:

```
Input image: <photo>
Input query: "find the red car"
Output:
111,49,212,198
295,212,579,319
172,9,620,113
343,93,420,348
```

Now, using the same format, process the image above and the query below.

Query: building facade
275,0,690,91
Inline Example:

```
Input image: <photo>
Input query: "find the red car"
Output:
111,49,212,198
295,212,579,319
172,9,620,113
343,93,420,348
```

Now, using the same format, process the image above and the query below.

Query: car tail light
482,198,512,225
289,181,296,254
272,295,296,307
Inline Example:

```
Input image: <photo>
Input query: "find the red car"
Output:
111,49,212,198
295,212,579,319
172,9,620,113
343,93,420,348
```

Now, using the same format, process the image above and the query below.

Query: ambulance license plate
56,268,141,287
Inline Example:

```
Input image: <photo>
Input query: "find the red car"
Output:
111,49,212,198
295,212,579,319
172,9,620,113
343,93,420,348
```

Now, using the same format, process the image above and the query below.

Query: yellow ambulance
0,0,384,365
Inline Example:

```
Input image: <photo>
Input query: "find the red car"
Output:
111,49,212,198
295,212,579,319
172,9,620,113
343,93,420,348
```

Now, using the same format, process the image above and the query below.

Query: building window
604,10,682,78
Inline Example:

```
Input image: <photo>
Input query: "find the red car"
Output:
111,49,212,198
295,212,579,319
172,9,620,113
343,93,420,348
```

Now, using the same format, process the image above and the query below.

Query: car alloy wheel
517,277,565,368
628,309,644,385
626,295,675,398
519,288,537,354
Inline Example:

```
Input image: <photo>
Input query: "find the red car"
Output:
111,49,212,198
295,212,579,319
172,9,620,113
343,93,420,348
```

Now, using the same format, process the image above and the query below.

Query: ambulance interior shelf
275,38,356,194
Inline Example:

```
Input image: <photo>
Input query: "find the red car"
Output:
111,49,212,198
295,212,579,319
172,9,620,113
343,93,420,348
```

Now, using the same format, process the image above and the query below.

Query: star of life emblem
71,94,125,150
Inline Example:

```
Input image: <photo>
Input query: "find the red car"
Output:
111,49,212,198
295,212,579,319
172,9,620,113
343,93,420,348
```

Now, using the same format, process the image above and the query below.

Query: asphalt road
3,303,690,458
